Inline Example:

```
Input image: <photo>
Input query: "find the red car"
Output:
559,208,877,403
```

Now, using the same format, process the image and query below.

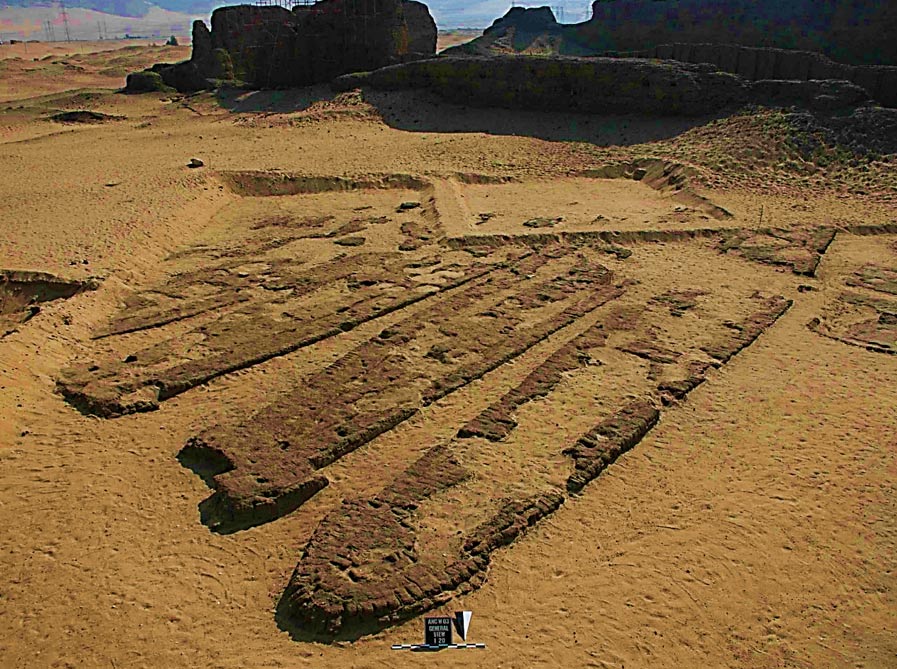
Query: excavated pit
577,158,734,221
217,171,430,197
442,159,735,247
1,270,99,337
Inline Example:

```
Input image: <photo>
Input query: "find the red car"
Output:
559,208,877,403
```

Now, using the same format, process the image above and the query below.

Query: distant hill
0,0,582,28
0,3,206,40
0,0,216,19
424,1,592,29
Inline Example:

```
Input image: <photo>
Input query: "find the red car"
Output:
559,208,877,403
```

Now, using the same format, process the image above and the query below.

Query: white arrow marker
454,611,473,641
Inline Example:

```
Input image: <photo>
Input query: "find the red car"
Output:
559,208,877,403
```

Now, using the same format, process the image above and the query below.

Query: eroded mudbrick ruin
132,0,436,91
446,1,897,108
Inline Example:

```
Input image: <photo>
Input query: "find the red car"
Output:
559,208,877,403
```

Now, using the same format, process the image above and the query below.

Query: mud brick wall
453,3,897,108
145,0,436,92
335,55,750,116
576,0,897,67
202,1,435,88
614,44,897,109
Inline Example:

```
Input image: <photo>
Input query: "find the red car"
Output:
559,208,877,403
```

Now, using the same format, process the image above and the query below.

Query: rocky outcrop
485,6,561,37
335,55,750,116
125,0,436,93
444,7,567,57
483,7,563,44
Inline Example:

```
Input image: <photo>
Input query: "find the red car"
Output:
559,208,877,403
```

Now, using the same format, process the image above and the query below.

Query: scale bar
391,643,486,651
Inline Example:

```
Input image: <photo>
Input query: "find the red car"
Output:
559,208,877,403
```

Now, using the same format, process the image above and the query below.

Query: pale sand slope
437,29,481,52
0,39,175,60
0,46,895,668
0,41,190,101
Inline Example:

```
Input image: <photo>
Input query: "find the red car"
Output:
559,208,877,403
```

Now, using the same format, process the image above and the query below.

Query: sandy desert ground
0,40,895,669
436,29,482,52
0,30,471,102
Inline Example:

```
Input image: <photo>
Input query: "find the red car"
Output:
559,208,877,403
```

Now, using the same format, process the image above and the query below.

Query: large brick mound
610,44,897,109
335,55,751,116
577,0,897,68
450,2,897,68
126,0,436,92
335,54,874,115
445,4,897,109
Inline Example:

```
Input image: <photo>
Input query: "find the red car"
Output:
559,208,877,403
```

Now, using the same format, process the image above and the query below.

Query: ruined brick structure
445,2,897,108
132,0,436,92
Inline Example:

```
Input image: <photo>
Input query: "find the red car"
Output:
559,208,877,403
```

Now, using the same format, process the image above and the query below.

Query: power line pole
97,21,103,40
59,0,71,42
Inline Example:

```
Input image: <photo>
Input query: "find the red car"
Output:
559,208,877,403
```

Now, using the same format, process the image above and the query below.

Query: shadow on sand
273,590,406,644
362,89,729,146
214,83,338,114
213,83,728,147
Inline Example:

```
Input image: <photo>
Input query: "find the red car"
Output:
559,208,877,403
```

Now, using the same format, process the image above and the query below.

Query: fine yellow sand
0,41,895,669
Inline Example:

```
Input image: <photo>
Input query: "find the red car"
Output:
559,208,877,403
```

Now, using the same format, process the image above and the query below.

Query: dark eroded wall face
197,0,436,89
576,0,897,67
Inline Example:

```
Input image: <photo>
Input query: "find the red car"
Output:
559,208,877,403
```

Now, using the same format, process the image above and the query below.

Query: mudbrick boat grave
53,167,897,639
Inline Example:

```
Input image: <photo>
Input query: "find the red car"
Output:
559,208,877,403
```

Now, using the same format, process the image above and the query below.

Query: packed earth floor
0,40,895,669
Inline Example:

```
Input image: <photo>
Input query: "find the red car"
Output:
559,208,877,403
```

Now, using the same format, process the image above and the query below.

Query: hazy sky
425,0,594,28
0,0,595,40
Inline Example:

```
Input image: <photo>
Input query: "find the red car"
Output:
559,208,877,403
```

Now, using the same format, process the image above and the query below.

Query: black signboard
424,616,453,646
